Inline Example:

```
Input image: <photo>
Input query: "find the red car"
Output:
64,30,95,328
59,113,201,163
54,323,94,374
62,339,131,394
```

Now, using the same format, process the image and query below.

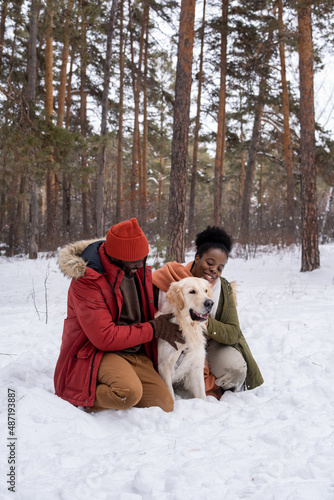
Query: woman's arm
206,279,241,345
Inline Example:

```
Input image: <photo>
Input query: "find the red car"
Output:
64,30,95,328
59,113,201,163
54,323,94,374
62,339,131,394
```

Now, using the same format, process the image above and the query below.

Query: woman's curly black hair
195,226,233,258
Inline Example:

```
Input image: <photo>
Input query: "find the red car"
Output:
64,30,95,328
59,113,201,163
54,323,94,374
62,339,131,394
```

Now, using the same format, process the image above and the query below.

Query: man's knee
116,382,144,408
93,379,143,411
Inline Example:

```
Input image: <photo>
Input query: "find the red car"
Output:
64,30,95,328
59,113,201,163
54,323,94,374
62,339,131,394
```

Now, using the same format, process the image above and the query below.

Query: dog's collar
175,349,187,370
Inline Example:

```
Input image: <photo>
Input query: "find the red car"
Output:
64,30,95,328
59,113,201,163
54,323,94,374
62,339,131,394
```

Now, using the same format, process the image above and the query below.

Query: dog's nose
204,299,214,311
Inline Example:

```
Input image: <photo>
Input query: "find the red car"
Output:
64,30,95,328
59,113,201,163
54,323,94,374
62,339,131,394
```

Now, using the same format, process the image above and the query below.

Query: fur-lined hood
58,239,104,280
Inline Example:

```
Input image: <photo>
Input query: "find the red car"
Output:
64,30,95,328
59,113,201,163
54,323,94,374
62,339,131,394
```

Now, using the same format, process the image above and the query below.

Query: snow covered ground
0,244,334,500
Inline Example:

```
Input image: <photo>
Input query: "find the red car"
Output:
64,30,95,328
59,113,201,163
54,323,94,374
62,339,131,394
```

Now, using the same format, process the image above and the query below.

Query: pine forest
1,0,334,270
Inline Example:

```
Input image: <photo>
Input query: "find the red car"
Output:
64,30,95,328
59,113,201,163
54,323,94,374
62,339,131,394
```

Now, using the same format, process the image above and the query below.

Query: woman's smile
191,247,228,283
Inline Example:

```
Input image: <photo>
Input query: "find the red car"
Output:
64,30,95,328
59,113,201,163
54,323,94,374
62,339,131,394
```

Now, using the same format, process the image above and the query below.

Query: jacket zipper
88,348,98,398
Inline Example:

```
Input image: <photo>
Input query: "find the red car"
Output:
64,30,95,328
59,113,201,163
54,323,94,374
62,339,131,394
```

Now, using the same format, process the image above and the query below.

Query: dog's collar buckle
175,349,187,370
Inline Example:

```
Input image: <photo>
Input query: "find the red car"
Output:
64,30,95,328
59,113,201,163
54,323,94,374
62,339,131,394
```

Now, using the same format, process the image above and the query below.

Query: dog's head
166,277,214,322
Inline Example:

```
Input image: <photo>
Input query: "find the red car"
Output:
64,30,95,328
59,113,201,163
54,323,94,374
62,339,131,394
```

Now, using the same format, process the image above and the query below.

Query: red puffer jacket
54,240,157,407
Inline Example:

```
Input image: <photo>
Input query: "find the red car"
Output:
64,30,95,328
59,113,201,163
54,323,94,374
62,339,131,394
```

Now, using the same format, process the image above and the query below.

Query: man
54,218,183,412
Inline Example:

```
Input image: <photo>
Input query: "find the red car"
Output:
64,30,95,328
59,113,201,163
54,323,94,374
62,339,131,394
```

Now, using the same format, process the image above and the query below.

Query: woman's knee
207,345,247,391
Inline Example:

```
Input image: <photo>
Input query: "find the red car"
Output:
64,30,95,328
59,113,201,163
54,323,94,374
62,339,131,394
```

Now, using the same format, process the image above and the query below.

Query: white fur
156,277,214,401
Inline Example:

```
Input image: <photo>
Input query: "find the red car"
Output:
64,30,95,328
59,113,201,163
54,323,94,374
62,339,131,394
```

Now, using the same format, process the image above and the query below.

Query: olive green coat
207,277,263,390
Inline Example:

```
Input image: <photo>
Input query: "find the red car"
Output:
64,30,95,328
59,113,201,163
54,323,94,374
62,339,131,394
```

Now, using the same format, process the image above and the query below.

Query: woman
152,226,263,399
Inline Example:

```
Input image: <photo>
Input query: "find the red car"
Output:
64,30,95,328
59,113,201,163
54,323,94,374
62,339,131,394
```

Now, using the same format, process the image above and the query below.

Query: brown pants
90,352,174,413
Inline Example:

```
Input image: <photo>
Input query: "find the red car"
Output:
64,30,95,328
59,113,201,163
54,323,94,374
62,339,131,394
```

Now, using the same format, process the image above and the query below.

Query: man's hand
150,313,185,350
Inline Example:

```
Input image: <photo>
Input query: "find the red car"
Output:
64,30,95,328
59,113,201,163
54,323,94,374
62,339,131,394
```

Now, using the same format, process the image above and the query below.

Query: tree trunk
239,108,245,217
62,173,71,242
239,30,273,246
29,180,39,259
65,42,75,129
0,0,8,73
257,160,263,233
278,0,294,244
62,48,75,242
80,1,89,238
14,175,26,252
298,0,320,271
27,0,39,259
116,0,124,222
0,151,7,244
7,165,19,256
188,0,206,244
213,0,228,226
157,169,163,227
157,86,165,228
45,0,58,251
141,0,149,229
239,99,264,246
57,0,73,127
128,0,144,215
167,0,196,262
96,0,118,237
58,0,74,243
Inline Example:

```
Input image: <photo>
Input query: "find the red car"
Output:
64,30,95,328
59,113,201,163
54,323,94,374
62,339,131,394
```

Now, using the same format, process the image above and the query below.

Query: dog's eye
189,290,196,294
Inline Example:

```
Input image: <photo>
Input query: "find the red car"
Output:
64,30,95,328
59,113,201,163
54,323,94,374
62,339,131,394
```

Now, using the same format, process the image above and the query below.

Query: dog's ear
166,282,185,311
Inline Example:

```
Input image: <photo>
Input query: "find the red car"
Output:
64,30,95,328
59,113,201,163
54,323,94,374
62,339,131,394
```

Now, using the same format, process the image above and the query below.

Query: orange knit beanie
105,218,149,261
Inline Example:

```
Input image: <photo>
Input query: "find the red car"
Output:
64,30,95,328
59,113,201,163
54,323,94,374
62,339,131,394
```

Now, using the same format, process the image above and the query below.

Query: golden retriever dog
156,277,214,401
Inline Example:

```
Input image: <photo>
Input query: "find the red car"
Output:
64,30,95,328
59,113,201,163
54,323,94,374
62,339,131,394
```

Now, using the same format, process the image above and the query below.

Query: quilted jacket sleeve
206,278,241,345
